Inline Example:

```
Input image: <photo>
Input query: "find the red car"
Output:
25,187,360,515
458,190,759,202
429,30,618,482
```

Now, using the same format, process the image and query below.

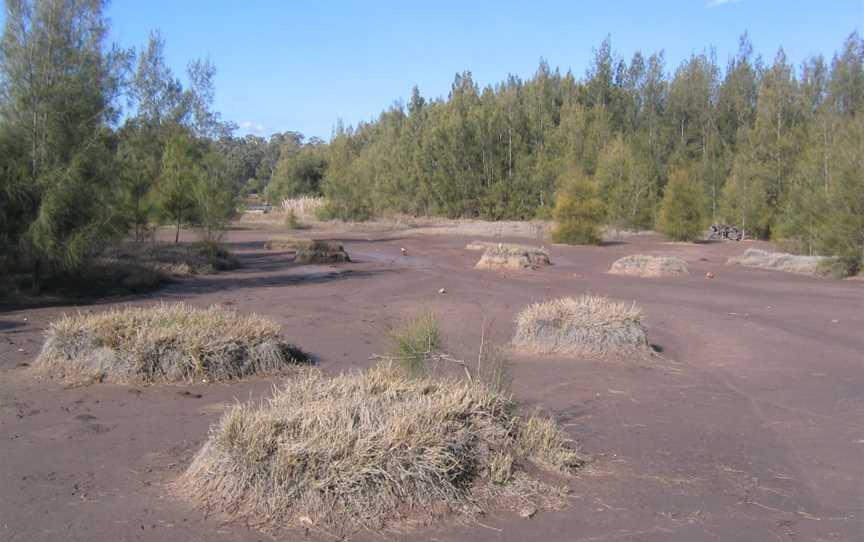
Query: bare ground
0,227,862,541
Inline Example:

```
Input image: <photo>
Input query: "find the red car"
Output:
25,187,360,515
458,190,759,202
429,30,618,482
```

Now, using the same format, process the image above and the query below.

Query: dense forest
2,0,863,292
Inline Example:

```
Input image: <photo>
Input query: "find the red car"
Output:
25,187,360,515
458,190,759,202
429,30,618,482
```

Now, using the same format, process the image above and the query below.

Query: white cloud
240,120,266,134
706,0,743,6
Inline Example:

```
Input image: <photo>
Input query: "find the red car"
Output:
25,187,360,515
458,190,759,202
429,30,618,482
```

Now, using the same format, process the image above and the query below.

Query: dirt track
1,227,862,541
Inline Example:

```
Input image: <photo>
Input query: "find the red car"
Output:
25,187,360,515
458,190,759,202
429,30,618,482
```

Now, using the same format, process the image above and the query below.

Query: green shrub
656,165,705,242
388,309,442,376
551,169,605,245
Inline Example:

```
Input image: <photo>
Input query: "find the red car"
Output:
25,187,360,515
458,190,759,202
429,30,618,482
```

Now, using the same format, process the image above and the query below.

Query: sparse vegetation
726,248,835,277
284,209,301,230
609,254,689,277
178,363,583,535
475,244,551,270
513,295,649,356
35,303,307,385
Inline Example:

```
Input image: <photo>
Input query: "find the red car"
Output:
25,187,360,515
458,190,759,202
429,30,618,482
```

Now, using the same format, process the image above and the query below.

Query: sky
21,1,864,140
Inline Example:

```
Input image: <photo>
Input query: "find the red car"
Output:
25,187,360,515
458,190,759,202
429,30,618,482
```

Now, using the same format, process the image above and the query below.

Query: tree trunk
175,216,181,244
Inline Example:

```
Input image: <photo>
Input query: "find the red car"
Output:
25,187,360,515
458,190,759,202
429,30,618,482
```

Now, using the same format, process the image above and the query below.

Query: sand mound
178,364,582,535
609,255,689,277
513,295,649,356
474,244,550,270
35,303,307,385
726,248,831,276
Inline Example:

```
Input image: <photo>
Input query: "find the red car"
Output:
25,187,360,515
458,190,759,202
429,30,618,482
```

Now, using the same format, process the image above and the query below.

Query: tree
155,133,201,243
657,165,705,242
0,0,131,291
195,150,235,242
550,168,605,245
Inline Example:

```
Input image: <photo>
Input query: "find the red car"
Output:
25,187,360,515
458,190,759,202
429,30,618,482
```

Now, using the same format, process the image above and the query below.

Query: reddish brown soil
1,228,862,541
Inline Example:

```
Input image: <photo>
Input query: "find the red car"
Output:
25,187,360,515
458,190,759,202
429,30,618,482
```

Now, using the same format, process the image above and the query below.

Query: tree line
303,33,861,269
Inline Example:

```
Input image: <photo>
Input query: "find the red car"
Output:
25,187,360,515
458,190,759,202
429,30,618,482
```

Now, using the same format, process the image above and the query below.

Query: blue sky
25,1,864,139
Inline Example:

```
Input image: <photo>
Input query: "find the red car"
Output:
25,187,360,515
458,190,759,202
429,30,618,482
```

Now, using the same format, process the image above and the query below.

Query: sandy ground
1,225,862,541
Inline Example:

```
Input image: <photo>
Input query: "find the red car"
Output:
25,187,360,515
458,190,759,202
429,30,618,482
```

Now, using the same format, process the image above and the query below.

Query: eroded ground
1,226,862,541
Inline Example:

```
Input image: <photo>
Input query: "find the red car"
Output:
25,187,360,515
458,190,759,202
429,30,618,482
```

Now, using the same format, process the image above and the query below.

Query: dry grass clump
726,248,832,276
35,303,307,385
294,239,351,264
609,254,689,278
474,244,550,270
106,242,240,276
263,236,302,251
513,295,649,356
178,363,582,535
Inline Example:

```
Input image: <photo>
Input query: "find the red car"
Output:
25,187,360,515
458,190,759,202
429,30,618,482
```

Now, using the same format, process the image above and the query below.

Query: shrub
656,166,705,242
388,309,442,376
513,295,649,356
609,255,689,277
475,244,551,270
177,364,583,535
551,169,605,245
284,209,301,230
35,303,307,385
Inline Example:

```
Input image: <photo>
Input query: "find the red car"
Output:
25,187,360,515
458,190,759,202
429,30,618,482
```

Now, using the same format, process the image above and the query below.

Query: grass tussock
35,303,307,385
177,363,583,535
475,244,550,270
263,236,302,251
106,242,241,277
609,254,689,278
726,248,832,277
294,239,351,264
513,295,649,356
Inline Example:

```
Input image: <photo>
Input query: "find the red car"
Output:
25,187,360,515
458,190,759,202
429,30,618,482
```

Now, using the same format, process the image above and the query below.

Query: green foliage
551,169,605,245
388,309,442,377
195,150,236,242
266,143,326,201
657,165,706,242
154,133,201,242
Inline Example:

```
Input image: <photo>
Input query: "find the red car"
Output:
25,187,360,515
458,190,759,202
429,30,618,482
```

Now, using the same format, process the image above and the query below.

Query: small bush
513,295,649,356
388,309,442,376
35,303,307,385
284,209,301,230
551,169,605,245
609,254,689,277
177,364,583,535
475,244,551,270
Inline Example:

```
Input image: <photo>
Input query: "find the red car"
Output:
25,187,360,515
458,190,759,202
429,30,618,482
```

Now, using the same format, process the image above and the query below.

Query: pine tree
657,165,705,242
551,168,605,245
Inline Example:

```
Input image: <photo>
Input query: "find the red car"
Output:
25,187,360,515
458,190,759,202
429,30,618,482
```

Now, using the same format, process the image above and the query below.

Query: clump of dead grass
513,295,649,356
294,239,351,264
35,303,307,385
726,248,833,277
609,254,689,278
177,363,582,536
106,242,240,276
474,244,550,270
263,236,302,251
